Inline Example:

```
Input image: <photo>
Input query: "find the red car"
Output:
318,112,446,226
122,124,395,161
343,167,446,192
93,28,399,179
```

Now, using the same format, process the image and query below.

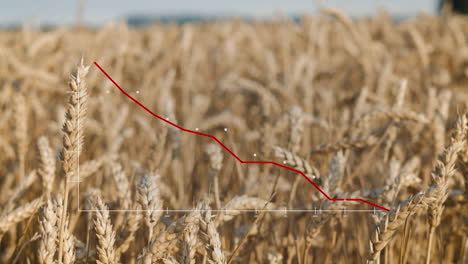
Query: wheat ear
143,211,202,263
38,199,58,264
116,208,142,257
205,144,223,209
287,105,304,154
274,146,320,180
37,137,56,198
57,58,89,264
181,207,200,264
368,115,467,263
200,203,225,264
0,198,43,241
216,195,284,226
94,197,119,264
13,93,28,181
111,161,131,209
367,193,426,262
137,174,163,242
162,256,179,264
425,114,466,264
310,136,377,155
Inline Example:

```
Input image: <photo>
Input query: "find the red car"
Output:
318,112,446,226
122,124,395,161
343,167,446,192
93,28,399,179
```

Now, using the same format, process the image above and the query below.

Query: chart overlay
94,61,390,212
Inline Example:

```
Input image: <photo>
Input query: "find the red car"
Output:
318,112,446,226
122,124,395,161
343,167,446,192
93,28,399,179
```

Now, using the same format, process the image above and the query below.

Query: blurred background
1,0,442,27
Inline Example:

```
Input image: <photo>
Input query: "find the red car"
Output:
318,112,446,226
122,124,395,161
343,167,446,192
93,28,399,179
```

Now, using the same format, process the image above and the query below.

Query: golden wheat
0,10,467,264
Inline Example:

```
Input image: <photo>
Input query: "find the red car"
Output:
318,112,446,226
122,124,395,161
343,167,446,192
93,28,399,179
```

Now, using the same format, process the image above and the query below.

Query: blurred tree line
440,0,468,14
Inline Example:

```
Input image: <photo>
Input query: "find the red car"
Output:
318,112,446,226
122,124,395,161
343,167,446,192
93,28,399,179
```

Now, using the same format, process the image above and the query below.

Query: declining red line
94,62,390,212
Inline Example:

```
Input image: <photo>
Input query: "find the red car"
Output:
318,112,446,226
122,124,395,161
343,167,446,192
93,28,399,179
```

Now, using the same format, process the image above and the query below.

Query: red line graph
94,62,390,212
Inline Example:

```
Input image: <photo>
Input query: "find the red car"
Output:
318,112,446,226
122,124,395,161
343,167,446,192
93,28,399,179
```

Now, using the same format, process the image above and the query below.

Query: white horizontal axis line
78,209,386,213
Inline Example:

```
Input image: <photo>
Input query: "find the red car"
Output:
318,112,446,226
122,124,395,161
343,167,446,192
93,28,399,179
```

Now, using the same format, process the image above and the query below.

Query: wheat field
0,9,467,264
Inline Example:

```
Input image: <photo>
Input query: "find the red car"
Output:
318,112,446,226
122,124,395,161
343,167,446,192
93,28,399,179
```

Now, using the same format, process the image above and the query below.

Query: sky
1,0,438,25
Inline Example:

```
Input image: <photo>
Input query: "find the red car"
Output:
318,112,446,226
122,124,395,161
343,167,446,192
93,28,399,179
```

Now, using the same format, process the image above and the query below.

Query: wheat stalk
66,157,105,191
52,196,76,264
62,216,76,264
